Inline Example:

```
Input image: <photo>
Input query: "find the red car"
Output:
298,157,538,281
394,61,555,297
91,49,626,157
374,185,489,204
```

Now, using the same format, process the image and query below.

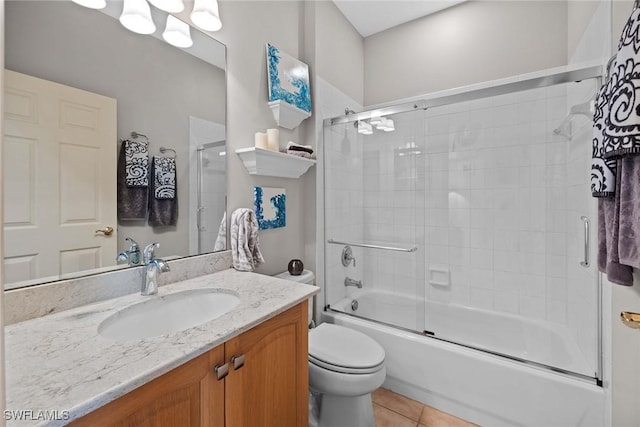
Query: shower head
552,96,595,140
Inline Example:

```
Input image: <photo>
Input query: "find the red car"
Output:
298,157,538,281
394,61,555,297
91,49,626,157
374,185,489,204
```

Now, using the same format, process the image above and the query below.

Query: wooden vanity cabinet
71,302,308,427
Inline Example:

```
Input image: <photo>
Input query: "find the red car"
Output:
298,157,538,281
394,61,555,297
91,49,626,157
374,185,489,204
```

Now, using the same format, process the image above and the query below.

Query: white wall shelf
235,147,316,178
268,100,311,129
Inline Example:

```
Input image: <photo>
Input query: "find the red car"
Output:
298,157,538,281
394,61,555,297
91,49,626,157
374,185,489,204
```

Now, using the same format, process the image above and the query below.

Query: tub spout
344,277,362,288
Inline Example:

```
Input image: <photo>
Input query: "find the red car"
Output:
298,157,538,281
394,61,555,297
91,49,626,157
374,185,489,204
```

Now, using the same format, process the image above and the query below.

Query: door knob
621,312,640,329
95,226,114,236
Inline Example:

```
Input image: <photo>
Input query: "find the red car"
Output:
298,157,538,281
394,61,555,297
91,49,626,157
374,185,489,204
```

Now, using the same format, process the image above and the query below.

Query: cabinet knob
231,354,245,370
214,363,229,380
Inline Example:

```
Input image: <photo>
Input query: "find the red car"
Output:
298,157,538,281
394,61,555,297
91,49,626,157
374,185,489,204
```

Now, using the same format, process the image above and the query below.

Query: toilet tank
274,270,314,324
274,269,314,285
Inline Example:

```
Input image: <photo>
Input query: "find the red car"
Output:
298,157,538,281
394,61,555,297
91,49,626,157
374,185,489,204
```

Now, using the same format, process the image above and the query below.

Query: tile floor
372,388,478,427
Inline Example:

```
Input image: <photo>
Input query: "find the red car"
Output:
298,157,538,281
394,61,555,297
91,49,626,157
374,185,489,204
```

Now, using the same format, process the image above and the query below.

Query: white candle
267,128,279,151
254,132,268,149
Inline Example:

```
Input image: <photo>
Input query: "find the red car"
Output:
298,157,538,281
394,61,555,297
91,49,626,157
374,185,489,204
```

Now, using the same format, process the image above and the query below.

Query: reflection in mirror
3,0,227,290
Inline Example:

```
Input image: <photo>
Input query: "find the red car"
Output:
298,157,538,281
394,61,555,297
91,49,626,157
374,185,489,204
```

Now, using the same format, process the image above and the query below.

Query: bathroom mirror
3,0,227,290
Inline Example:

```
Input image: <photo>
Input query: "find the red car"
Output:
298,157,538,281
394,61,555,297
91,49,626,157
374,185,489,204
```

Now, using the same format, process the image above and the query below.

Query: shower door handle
580,216,590,268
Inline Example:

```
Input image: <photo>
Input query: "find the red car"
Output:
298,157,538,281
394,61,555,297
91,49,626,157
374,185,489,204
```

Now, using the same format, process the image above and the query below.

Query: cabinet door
225,302,308,427
70,345,225,427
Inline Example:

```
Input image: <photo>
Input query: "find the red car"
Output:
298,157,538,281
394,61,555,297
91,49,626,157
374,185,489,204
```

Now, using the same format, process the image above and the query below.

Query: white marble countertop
4,269,319,426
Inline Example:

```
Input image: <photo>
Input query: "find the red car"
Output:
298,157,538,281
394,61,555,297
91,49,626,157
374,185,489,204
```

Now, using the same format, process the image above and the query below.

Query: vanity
4,267,318,426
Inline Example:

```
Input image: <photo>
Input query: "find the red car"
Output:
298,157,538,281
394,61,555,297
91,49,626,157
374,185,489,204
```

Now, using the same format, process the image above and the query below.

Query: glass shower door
420,79,600,379
324,109,426,334
196,141,226,253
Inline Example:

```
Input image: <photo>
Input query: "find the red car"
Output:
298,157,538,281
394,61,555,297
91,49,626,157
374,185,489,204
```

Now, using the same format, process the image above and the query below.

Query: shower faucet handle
341,245,356,267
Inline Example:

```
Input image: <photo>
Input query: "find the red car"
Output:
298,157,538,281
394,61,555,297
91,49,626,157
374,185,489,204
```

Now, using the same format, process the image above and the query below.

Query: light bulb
191,0,222,31
163,15,193,48
120,0,156,35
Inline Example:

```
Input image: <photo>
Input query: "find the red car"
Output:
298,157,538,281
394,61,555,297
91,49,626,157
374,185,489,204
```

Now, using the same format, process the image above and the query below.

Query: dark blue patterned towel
124,139,148,187
153,157,176,200
602,7,640,158
592,84,617,197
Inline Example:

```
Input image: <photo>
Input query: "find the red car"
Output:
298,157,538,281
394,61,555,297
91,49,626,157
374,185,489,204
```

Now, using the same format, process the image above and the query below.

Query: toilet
275,270,386,427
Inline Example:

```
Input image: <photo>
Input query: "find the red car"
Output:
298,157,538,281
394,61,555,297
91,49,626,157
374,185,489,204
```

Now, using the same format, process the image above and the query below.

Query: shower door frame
196,140,226,254
322,63,606,384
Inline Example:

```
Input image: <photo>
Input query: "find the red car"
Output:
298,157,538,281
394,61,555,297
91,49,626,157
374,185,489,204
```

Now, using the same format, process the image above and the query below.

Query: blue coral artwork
266,43,311,113
254,186,286,230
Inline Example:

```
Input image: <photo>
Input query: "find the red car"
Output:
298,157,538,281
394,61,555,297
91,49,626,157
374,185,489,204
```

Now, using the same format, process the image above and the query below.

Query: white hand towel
231,208,265,271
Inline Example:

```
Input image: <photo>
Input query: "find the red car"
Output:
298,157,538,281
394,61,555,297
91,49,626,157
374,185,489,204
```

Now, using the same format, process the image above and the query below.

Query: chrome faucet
141,242,170,296
116,237,141,266
344,277,362,288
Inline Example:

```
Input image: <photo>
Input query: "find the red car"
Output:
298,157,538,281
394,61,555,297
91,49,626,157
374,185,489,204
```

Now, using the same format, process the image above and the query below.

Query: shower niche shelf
236,147,316,178
268,100,311,129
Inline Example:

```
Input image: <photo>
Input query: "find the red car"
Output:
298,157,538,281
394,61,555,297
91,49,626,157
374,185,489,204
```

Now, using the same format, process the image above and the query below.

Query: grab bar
327,239,418,253
580,216,590,268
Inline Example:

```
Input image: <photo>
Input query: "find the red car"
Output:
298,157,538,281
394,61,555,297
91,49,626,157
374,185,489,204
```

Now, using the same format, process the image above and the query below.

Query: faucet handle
143,242,160,263
116,252,130,263
125,237,139,250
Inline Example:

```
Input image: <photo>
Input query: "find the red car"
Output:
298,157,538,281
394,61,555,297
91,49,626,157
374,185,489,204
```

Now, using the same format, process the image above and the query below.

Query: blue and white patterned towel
153,157,176,199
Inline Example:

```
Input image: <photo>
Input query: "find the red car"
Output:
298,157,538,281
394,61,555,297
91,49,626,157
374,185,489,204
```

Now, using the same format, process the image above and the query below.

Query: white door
3,70,117,286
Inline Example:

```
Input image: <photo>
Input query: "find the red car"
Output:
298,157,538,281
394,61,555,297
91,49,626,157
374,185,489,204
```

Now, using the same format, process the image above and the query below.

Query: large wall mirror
3,0,227,290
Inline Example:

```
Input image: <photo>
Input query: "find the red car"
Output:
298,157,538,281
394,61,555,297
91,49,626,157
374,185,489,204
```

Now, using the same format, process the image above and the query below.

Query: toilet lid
309,323,385,374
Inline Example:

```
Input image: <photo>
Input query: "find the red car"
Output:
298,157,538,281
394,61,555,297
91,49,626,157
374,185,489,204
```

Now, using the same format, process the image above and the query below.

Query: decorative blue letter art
254,186,286,230
266,43,311,113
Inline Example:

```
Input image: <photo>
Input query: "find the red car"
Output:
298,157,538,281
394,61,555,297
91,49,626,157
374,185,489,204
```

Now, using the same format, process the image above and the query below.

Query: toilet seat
309,323,385,374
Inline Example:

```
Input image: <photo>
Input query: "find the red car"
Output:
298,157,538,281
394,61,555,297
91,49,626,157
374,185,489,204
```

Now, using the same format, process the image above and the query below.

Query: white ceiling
333,0,467,37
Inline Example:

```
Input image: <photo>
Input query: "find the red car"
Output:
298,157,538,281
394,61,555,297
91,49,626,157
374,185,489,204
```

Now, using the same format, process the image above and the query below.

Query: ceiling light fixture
148,0,184,13
190,0,222,32
120,0,156,35
162,15,193,48
382,118,395,132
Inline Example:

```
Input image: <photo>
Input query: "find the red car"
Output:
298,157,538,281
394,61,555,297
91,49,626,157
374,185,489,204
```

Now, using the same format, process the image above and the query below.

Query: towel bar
327,239,417,253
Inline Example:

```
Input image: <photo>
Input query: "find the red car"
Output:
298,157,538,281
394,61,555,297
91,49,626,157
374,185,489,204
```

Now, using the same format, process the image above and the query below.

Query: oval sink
98,289,240,341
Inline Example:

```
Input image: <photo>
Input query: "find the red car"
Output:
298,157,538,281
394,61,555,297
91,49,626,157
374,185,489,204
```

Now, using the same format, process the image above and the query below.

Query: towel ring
159,147,177,158
131,131,150,143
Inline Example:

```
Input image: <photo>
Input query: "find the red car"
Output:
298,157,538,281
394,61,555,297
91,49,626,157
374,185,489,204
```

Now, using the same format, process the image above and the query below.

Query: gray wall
567,0,601,57
363,0,568,106
314,1,365,106
5,1,225,259
213,0,365,278
214,1,307,276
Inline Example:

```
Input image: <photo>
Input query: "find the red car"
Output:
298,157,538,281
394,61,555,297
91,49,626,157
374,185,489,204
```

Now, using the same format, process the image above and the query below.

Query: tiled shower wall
421,85,574,321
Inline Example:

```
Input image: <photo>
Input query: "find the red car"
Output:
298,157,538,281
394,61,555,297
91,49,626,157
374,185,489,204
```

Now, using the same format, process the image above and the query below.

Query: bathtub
325,290,606,427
